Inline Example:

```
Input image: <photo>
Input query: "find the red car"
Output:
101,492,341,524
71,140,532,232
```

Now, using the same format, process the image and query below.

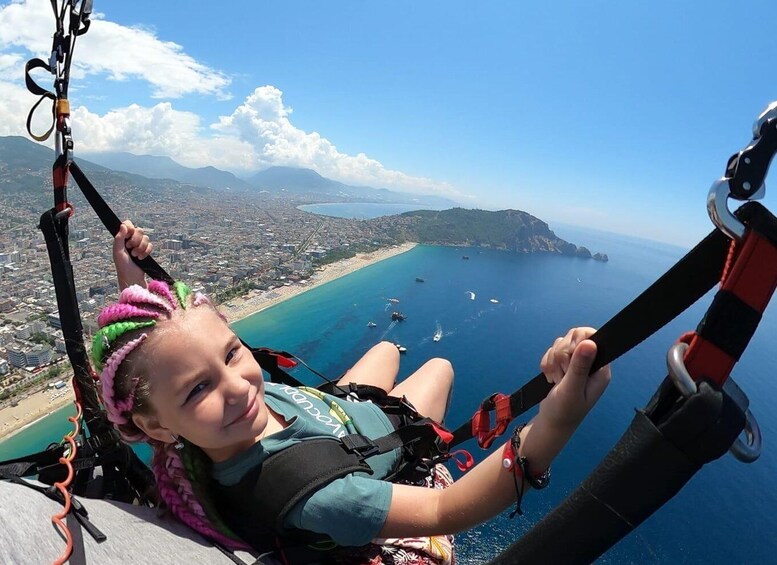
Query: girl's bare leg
389,358,454,423
337,341,400,392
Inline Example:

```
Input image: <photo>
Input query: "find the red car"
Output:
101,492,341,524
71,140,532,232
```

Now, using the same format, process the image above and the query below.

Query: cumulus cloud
212,86,461,195
0,0,467,200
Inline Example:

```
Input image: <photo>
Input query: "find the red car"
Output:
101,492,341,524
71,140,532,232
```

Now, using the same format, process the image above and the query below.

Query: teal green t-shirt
211,382,400,546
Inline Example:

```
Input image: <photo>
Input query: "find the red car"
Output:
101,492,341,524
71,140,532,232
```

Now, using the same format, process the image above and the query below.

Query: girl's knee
428,358,454,383
376,340,400,358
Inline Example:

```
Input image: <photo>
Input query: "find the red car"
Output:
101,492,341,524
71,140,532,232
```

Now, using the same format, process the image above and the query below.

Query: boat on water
387,297,400,303
462,255,470,260
433,324,443,342
466,291,476,300
415,277,425,283
394,343,407,353
391,311,406,321
490,298,499,304
367,321,377,327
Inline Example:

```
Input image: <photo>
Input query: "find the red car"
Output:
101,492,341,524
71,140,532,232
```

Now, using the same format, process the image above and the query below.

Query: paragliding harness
6,2,777,563
210,357,457,561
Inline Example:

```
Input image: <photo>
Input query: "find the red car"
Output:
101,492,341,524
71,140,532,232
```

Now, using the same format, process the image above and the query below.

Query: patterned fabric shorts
332,464,455,565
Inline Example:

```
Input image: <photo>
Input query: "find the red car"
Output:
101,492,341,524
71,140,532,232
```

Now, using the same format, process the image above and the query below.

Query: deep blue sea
2,212,776,564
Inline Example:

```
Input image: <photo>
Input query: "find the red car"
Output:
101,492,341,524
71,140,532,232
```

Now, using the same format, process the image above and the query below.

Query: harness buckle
471,393,512,449
666,341,762,463
340,434,380,459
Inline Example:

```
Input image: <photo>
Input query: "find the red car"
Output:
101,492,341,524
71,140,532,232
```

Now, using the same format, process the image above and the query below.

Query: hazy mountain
0,136,209,206
80,151,255,192
250,166,457,207
2,136,458,206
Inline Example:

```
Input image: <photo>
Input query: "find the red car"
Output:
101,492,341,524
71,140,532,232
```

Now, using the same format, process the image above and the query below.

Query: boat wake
380,320,398,340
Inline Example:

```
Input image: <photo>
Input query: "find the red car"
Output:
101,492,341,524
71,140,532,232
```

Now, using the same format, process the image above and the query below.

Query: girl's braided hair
92,280,247,549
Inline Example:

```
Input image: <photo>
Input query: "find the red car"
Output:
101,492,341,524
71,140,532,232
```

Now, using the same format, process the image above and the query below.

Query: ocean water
3,224,776,564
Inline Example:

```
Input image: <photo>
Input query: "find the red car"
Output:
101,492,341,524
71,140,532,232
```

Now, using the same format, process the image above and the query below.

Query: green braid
173,281,192,310
181,445,242,541
92,321,156,370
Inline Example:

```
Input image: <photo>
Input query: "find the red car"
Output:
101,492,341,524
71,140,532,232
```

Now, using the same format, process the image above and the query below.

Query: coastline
221,242,418,324
0,381,76,441
0,242,418,442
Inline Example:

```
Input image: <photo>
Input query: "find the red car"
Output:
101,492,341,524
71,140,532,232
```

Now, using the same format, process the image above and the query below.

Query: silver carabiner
707,101,777,240
666,342,762,463
753,100,777,138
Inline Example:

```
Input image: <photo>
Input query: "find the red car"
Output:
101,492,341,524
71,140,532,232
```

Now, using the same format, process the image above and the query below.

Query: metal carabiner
707,101,777,240
666,342,762,463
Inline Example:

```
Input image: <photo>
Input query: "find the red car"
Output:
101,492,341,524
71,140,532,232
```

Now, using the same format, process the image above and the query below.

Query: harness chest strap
211,417,452,551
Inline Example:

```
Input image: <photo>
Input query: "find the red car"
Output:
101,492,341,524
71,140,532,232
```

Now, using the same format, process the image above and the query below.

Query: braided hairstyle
92,280,248,549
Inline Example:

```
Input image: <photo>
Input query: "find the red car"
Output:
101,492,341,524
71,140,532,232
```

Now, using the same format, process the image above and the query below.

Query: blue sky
2,0,777,246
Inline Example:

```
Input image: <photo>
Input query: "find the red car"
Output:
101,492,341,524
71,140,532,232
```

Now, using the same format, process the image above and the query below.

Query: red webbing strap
471,393,512,448
684,228,777,386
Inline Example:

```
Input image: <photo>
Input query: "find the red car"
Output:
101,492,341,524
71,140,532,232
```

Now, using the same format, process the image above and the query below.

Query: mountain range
0,136,456,207
81,150,456,207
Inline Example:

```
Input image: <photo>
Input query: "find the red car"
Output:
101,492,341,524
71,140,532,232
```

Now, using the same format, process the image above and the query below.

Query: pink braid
148,279,178,310
119,284,173,313
100,334,148,426
98,304,160,327
153,444,248,549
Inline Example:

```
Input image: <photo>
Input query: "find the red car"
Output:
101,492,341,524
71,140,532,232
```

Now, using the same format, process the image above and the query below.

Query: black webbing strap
39,209,104,429
450,225,733,447
0,444,65,478
69,161,173,283
39,207,157,504
67,510,87,565
488,379,746,564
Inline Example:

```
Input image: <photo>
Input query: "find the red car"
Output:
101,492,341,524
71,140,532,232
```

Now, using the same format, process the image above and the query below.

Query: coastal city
0,172,415,438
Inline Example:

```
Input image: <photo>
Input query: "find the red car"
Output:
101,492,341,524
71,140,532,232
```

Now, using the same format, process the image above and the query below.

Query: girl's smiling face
131,306,270,462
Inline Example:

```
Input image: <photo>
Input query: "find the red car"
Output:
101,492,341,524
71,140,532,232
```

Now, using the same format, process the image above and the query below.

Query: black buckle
341,434,380,458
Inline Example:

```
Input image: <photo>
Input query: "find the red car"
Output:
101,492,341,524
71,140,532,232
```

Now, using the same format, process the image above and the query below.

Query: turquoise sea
2,209,776,563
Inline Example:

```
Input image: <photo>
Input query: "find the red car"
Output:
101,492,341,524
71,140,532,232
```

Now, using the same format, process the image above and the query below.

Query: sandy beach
221,242,418,323
0,378,77,442
0,242,418,442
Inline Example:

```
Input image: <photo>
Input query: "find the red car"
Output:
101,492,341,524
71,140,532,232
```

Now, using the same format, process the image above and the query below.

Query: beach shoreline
0,242,418,442
220,242,418,324
0,380,76,442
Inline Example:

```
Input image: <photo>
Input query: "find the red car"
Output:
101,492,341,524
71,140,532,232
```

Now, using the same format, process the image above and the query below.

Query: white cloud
0,0,231,99
212,86,464,196
0,0,466,201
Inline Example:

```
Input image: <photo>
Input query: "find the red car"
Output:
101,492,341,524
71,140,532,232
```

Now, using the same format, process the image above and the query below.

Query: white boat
466,291,476,300
490,298,499,304
367,321,377,328
433,324,443,342
394,343,407,353
388,298,400,303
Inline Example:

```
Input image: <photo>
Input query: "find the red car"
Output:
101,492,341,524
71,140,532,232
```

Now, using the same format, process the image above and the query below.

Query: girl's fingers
556,339,597,397
136,237,152,259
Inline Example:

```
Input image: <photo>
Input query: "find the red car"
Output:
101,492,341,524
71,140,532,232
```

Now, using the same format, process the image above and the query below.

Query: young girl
96,221,611,562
